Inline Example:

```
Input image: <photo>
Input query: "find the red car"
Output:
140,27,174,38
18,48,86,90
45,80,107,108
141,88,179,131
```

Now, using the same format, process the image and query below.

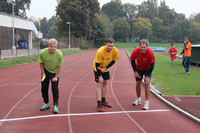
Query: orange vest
184,42,191,57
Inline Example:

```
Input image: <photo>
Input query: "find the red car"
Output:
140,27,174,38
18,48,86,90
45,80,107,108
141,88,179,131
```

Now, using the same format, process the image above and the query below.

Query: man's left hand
52,77,58,82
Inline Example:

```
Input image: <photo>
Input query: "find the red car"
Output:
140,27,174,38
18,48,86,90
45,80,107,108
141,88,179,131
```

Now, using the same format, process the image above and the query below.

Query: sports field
0,48,200,132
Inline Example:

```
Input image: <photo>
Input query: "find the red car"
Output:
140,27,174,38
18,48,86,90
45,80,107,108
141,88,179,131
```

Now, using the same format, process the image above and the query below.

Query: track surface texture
0,49,200,133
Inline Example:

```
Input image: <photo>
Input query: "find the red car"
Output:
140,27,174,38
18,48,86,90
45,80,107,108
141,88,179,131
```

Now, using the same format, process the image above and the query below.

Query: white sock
145,100,149,105
137,97,141,101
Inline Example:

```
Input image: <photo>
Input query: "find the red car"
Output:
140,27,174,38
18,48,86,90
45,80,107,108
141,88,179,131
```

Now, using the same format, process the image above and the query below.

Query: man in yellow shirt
93,38,119,112
180,37,192,74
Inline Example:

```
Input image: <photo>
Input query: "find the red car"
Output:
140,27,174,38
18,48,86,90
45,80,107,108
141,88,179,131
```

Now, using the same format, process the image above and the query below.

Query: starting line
0,109,170,122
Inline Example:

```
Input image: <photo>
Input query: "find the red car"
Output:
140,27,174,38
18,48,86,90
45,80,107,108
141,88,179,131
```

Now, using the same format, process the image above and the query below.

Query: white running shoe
132,99,141,106
143,103,150,110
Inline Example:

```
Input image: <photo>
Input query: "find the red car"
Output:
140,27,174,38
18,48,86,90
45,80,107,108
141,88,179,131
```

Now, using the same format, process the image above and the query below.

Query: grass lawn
127,49,200,96
115,42,184,48
0,50,87,69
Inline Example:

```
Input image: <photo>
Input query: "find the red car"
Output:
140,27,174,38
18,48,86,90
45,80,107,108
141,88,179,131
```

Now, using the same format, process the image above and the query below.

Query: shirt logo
137,58,147,61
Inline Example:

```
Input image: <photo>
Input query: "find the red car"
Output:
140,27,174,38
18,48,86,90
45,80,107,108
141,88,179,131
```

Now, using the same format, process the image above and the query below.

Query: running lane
0,49,199,133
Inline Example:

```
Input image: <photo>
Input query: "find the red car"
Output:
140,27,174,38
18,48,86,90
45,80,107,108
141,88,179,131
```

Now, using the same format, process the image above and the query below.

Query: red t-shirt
130,47,156,70
168,48,177,59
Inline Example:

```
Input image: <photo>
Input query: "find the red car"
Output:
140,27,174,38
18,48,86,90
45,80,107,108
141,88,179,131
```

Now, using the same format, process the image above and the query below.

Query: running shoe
53,104,59,114
40,103,50,111
132,99,141,106
185,71,190,74
101,101,112,108
171,66,175,69
143,103,150,110
97,105,104,112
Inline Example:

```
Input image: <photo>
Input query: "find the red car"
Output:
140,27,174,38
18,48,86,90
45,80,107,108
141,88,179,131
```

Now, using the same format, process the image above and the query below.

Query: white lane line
0,72,39,87
0,109,171,122
0,85,41,126
175,97,181,102
110,49,147,133
0,57,94,127
0,66,37,77
67,70,93,133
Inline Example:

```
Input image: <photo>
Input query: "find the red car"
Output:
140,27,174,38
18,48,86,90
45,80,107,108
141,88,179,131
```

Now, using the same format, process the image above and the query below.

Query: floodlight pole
12,2,16,55
66,22,71,50
7,0,16,54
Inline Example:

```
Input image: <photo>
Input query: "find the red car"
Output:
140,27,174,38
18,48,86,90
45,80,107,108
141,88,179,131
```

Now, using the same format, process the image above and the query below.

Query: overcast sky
26,0,200,20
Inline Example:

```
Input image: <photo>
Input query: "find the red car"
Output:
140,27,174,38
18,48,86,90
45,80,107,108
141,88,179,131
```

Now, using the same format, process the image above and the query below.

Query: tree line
1,0,200,47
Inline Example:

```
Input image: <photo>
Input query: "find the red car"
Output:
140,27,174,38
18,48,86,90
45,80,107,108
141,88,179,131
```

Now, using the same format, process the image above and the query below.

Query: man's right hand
134,71,139,77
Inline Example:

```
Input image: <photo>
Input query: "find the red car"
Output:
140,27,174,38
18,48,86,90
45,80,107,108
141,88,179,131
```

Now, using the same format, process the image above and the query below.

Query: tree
48,25,57,36
168,20,193,43
94,14,114,47
112,18,130,42
132,17,152,39
158,1,185,27
0,0,31,17
123,3,137,41
151,17,167,42
194,13,200,24
40,17,49,35
137,0,157,20
101,1,124,22
56,0,100,39
188,21,200,43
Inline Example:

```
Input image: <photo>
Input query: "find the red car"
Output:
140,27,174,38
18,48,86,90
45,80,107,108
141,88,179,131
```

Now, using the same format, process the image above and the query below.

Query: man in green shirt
38,38,63,113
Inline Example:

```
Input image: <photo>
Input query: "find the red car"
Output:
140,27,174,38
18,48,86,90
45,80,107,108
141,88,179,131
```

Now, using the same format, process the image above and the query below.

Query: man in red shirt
168,44,178,69
130,39,156,110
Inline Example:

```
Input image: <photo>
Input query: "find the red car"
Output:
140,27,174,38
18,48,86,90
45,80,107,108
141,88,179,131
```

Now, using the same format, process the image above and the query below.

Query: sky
26,0,200,20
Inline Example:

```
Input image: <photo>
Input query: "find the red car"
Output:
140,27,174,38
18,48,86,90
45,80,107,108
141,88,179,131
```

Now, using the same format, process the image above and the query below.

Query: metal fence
0,27,94,59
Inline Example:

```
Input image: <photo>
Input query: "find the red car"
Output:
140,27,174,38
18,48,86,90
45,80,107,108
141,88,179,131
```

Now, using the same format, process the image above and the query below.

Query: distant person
38,38,63,113
179,37,192,74
130,39,156,110
168,44,178,69
93,38,119,112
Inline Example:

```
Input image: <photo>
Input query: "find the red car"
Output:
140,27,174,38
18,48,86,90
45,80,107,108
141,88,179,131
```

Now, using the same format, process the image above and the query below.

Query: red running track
0,49,199,133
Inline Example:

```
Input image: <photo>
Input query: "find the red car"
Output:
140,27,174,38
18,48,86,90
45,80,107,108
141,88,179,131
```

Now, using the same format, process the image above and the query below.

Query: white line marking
110,50,147,133
67,70,93,133
0,72,39,87
0,109,171,122
0,85,41,126
0,57,94,127
175,97,182,102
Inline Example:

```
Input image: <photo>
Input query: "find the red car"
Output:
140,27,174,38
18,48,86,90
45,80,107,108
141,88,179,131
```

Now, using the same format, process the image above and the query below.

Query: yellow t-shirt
93,46,119,72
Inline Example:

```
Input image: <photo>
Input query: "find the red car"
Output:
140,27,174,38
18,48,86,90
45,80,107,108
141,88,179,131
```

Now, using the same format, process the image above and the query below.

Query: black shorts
94,70,110,82
135,68,152,81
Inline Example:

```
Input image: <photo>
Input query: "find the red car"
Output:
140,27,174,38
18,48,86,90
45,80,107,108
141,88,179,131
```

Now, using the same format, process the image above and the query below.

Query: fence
0,27,94,59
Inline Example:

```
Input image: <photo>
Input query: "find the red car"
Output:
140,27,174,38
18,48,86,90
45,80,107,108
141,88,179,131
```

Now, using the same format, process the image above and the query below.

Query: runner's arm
106,61,115,69
131,60,137,72
96,62,101,73
184,43,187,50
146,63,155,77
180,49,184,55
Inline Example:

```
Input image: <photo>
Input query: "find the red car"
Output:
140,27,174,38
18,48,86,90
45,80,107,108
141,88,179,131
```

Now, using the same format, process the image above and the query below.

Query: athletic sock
97,101,101,107
102,97,105,103
137,97,141,101
145,100,149,105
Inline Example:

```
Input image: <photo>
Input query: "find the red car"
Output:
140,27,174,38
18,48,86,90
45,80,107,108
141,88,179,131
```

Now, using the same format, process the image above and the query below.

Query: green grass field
127,49,200,96
114,42,184,48
0,50,87,69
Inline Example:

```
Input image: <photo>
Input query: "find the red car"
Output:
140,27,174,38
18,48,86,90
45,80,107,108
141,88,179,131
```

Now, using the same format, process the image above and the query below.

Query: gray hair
139,39,149,46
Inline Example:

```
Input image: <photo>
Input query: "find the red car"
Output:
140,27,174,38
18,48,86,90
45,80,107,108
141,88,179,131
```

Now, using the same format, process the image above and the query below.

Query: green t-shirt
38,48,63,73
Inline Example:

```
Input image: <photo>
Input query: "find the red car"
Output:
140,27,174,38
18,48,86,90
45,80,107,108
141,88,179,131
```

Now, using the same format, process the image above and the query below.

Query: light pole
7,0,16,54
66,22,71,50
